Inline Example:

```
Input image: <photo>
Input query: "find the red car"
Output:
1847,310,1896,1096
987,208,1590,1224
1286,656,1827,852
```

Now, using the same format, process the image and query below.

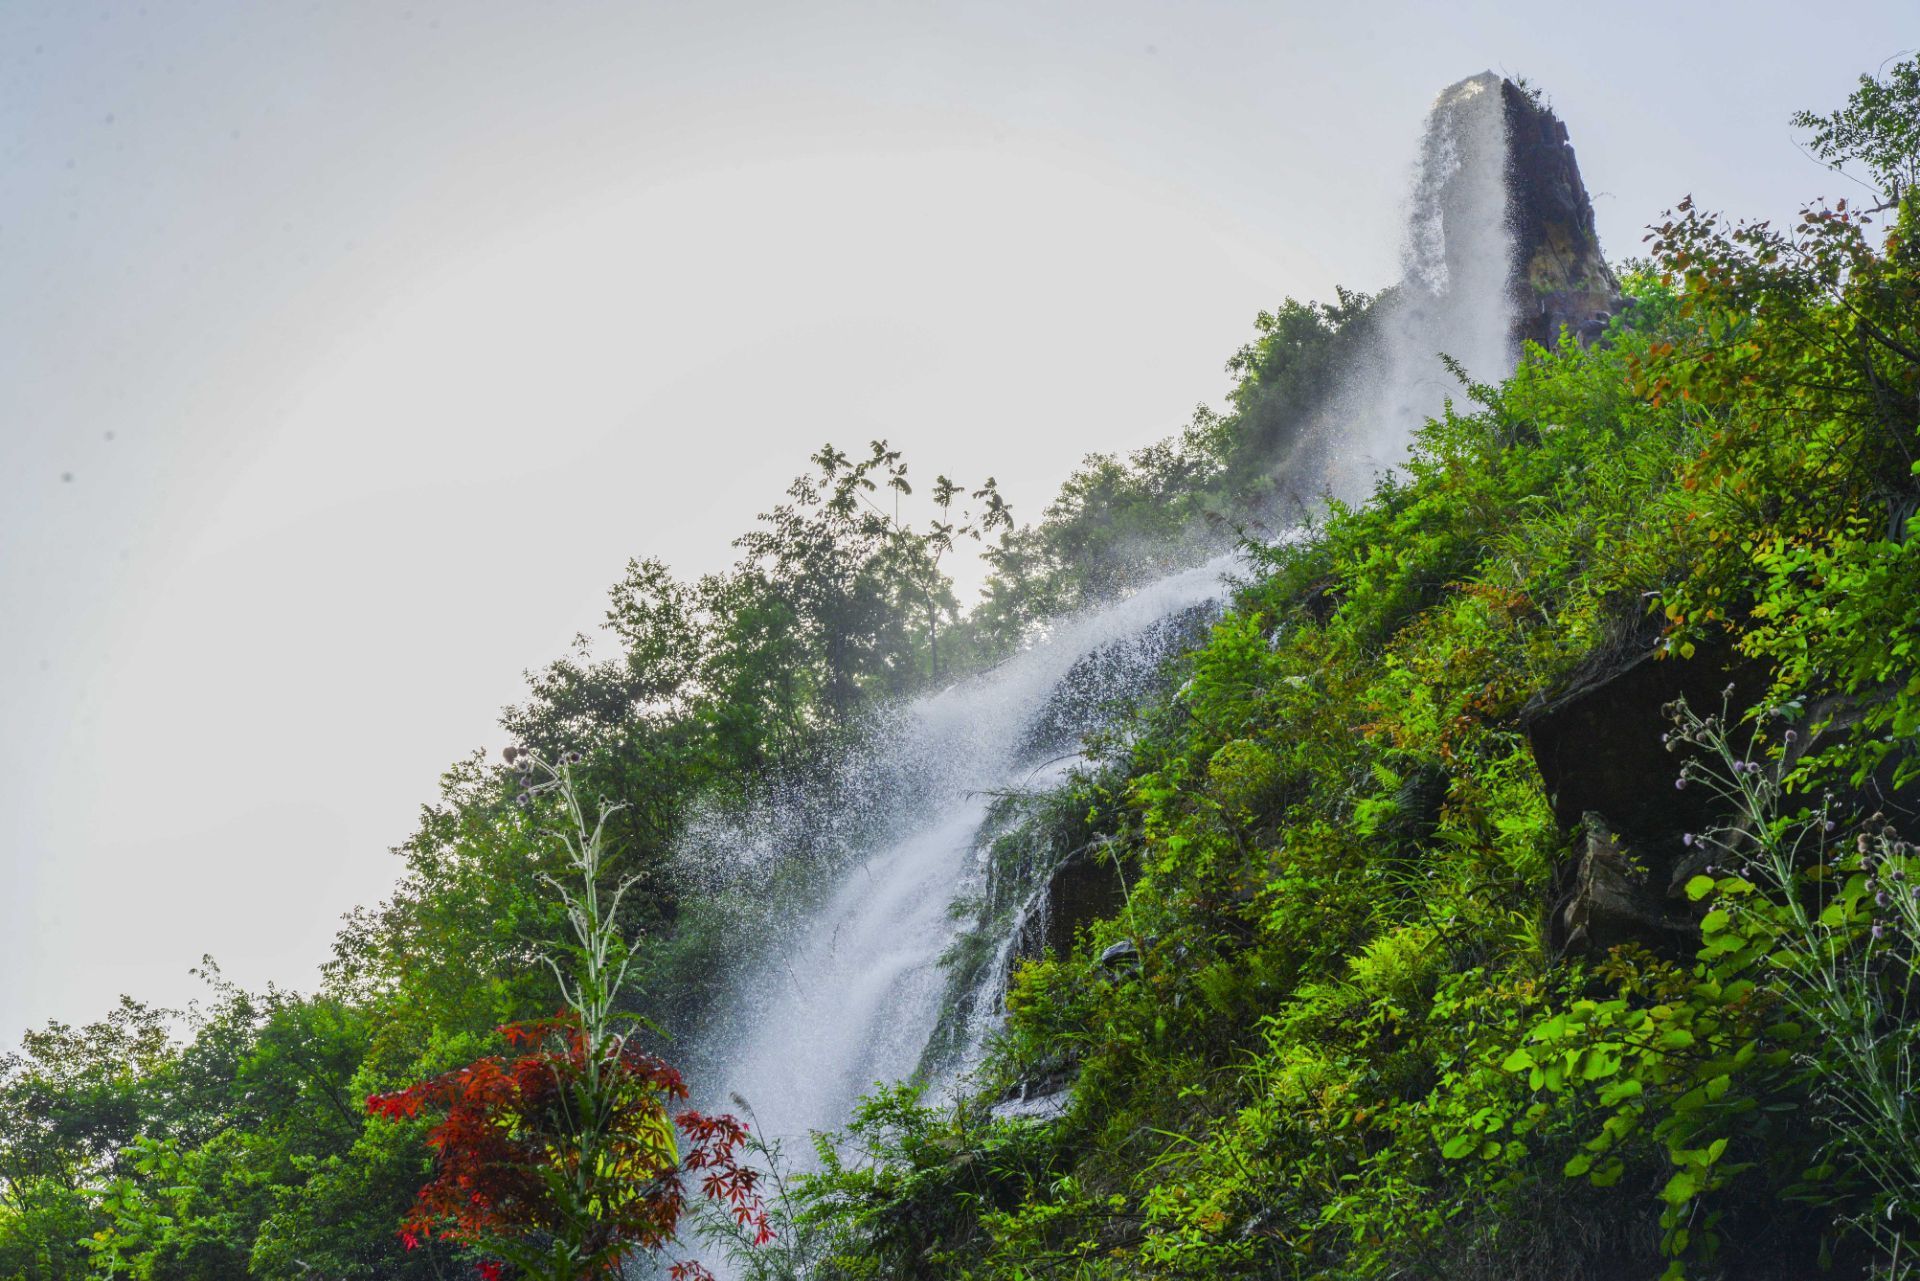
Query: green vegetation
5,58,1918,1281
765,61,1920,1280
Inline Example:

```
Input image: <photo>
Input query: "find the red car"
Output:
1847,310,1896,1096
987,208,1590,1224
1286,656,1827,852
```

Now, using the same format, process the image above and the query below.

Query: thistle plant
1665,696,1920,1273
368,746,770,1281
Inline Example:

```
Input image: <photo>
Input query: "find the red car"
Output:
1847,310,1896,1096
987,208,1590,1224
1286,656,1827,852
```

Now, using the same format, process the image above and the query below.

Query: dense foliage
5,57,1917,1281
761,60,1920,1280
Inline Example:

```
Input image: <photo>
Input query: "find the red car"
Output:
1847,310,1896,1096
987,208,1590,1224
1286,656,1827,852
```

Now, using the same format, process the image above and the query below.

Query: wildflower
563,749,583,765
516,791,532,809
1676,777,1688,790
1872,923,1886,940
479,1265,504,1281
1784,729,1797,744
1683,833,1696,847
503,745,520,765
1877,891,1889,908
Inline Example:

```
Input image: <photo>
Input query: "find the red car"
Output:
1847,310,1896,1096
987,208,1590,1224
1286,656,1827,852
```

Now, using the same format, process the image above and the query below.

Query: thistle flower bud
503,745,519,765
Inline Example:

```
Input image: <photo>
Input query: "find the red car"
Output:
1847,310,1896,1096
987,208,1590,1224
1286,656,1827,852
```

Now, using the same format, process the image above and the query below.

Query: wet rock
1502,80,1624,350
989,1083,1074,1123
990,1061,1077,1123
1096,938,1141,975
1017,843,1129,963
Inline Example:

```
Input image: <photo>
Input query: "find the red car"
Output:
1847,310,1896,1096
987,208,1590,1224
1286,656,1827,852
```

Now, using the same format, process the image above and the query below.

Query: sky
2,0,1912,1041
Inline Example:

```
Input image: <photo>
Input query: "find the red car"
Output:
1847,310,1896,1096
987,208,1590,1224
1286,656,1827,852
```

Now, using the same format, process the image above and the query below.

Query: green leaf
1598,1078,1645,1106
1441,1134,1478,1160
1661,1168,1702,1205
1685,875,1717,901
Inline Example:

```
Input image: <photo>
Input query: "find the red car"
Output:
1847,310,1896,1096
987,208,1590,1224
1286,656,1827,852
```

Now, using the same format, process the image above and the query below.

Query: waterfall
1286,71,1516,504
675,70,1517,1268
684,553,1240,1158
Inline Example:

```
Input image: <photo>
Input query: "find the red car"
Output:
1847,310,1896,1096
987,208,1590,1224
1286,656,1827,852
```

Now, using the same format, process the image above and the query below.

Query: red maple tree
369,1013,769,1280
368,747,771,1281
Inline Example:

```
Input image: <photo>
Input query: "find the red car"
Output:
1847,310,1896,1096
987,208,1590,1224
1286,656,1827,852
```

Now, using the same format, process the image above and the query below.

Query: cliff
1503,78,1625,348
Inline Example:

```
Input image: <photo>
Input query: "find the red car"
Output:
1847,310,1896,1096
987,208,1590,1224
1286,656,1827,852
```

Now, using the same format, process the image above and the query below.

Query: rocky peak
1502,79,1624,349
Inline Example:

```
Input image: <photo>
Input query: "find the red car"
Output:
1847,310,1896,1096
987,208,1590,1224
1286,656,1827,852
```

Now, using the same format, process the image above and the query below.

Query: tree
1791,54,1920,204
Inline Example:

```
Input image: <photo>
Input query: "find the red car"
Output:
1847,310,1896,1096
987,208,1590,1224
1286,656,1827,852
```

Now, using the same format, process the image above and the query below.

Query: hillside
4,57,1919,1281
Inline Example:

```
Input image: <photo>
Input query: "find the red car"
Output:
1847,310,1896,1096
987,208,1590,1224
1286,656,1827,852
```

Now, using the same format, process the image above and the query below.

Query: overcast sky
2,1,1911,1040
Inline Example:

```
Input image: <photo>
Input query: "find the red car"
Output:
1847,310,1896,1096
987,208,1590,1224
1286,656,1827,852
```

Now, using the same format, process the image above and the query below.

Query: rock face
1501,80,1624,350
1017,844,1128,964
1560,813,1697,954
1525,641,1769,954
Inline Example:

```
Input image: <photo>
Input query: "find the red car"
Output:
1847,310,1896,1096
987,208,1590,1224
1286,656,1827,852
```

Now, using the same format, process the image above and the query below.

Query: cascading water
687,554,1240,1157
1286,71,1516,504
676,70,1517,1269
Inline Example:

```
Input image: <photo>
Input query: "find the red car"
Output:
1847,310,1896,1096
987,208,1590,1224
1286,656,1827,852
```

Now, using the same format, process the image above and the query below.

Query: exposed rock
1560,813,1695,954
1017,843,1128,964
989,1055,1078,1123
1502,80,1624,350
989,1072,1074,1123
1095,938,1141,975
1525,642,1767,838
1526,641,1769,954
